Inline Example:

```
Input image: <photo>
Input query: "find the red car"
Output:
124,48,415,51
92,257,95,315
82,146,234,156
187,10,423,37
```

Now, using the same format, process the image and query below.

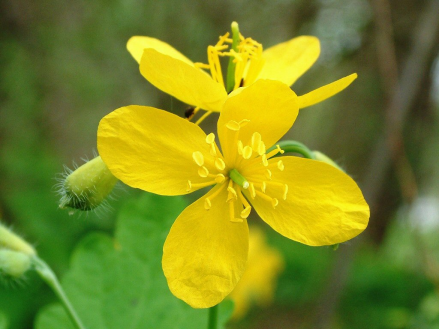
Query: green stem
33,256,86,329
226,22,240,93
208,304,218,329
269,140,316,159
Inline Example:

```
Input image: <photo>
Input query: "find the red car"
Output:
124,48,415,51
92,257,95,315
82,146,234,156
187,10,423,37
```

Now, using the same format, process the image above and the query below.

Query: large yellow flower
127,23,357,117
97,79,369,309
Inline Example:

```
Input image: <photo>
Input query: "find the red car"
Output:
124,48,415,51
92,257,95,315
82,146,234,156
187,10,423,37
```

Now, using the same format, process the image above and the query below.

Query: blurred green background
1,0,439,328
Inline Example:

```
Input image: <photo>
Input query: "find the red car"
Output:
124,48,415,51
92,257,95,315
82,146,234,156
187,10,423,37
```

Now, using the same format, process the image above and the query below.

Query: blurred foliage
1,0,439,328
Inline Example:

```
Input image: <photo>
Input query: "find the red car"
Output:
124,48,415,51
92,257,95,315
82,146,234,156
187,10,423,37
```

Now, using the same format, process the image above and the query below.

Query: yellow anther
283,184,289,200
258,141,266,156
215,174,225,183
227,186,238,202
198,166,209,178
209,143,217,157
186,180,192,192
226,120,241,131
261,154,268,166
276,145,285,154
249,183,256,199
237,141,244,155
240,206,251,219
206,133,215,144
215,158,226,171
204,198,212,210
251,132,261,150
242,146,253,159
238,119,250,127
271,198,279,209
261,181,266,193
265,169,272,179
277,160,284,171
192,151,204,166
230,217,244,223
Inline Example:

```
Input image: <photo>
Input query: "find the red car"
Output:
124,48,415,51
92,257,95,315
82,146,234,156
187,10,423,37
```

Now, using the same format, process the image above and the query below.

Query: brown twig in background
313,0,439,327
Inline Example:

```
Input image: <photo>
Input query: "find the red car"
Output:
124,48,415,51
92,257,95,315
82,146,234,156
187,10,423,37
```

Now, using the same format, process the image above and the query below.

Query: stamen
227,186,238,202
229,201,243,223
237,140,244,155
265,169,272,180
261,181,267,193
239,119,250,127
198,166,209,177
251,132,261,150
283,184,288,200
215,174,225,183
266,144,285,159
210,143,217,157
186,180,217,192
271,198,279,209
242,146,253,159
206,133,215,144
215,158,226,171
204,198,212,210
249,183,256,199
192,151,204,166
186,180,192,192
226,120,241,131
261,154,268,166
255,190,278,209
241,206,251,219
258,141,266,155
277,160,285,171
204,182,227,210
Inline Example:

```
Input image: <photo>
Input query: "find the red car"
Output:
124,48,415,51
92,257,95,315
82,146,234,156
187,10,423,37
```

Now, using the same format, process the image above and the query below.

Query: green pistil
229,169,249,189
226,21,240,93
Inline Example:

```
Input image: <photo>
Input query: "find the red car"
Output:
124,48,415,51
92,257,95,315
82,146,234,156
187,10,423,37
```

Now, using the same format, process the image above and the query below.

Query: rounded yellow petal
257,36,320,86
218,80,298,162
140,49,228,112
248,156,369,246
127,36,194,65
163,186,249,308
298,73,358,109
97,105,213,195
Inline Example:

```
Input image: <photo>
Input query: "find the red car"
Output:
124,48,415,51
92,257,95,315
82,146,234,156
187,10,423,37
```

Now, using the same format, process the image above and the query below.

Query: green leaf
35,193,233,329
0,312,8,329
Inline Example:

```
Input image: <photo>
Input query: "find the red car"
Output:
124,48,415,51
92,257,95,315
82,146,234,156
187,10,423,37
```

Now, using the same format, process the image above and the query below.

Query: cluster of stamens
187,119,289,223
194,32,265,92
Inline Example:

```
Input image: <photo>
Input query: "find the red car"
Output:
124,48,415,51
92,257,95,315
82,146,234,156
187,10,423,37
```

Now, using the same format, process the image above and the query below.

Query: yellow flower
97,79,369,308
127,22,357,117
229,227,284,320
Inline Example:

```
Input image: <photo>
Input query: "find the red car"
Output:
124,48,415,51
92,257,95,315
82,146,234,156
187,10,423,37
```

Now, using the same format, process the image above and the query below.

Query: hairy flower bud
0,223,35,256
58,156,118,211
0,249,32,278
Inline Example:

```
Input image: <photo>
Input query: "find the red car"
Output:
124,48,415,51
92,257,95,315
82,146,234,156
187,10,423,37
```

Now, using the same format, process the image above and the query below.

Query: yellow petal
127,36,194,65
140,49,228,112
257,36,320,86
249,156,369,246
297,73,357,109
218,80,298,162
97,105,213,195
163,185,249,308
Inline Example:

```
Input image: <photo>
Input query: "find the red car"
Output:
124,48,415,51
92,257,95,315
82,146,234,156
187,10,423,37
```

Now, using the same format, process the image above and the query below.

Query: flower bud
0,223,35,256
0,249,32,278
58,156,118,211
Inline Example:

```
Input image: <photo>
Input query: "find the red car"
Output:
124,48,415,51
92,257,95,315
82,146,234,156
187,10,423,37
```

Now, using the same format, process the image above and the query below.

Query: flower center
187,120,289,224
194,31,265,92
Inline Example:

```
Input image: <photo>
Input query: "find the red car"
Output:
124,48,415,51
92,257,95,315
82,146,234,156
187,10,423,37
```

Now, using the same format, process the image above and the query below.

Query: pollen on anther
271,198,279,209
237,141,244,155
215,174,225,183
192,151,204,166
226,120,241,131
283,184,289,200
261,154,268,166
249,183,256,199
276,145,285,154
239,119,250,127
186,180,192,192
206,133,215,144
241,206,251,219
261,181,266,193
242,146,252,159
251,132,261,149
258,142,266,156
198,166,209,177
215,158,226,171
204,198,212,210
265,169,272,179
277,160,284,171
227,186,238,201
